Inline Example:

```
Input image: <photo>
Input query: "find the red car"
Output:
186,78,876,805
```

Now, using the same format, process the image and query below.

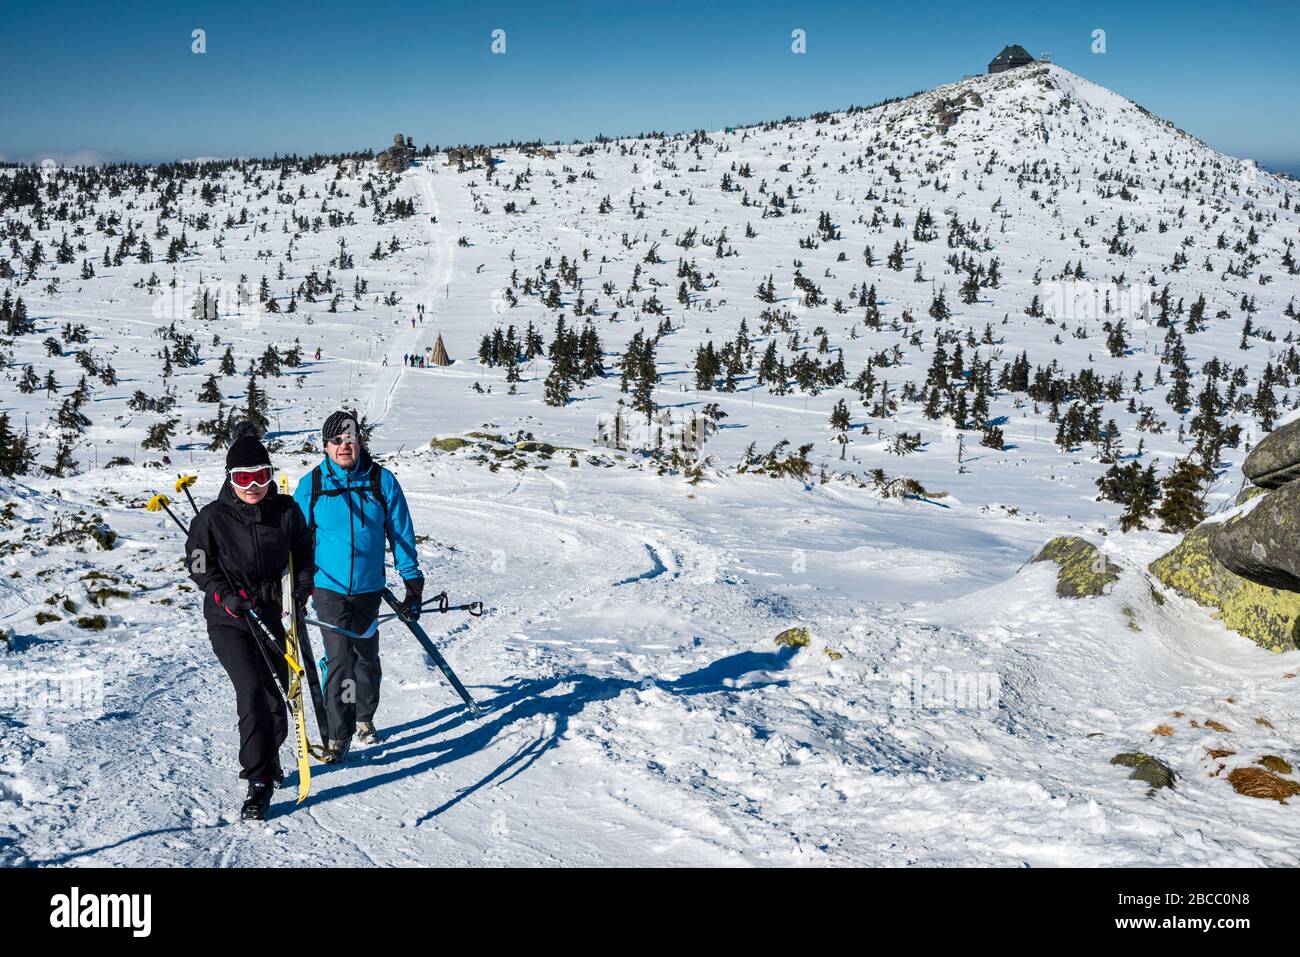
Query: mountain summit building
988,45,1035,74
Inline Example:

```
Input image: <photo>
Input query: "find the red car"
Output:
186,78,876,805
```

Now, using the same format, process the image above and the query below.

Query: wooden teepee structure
429,332,451,366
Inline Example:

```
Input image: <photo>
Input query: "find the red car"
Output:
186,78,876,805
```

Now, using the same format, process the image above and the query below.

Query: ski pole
304,591,485,642
421,591,485,616
175,474,200,515
364,594,485,627
246,607,299,700
146,493,188,534
381,588,489,717
303,615,377,641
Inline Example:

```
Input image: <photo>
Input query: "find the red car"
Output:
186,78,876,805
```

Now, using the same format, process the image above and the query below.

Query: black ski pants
314,588,384,740
209,618,288,783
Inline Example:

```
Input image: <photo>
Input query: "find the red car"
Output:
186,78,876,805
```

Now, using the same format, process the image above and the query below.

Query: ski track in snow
365,162,449,430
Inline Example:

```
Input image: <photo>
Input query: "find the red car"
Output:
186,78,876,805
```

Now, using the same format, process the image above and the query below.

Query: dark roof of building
990,44,1035,65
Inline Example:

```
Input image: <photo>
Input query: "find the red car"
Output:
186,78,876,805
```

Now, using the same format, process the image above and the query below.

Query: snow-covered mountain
1,62,1298,866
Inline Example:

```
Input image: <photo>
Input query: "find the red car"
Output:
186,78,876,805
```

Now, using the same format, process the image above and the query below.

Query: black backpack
307,461,389,533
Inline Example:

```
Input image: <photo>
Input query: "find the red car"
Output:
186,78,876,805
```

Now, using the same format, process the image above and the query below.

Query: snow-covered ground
1,62,1298,866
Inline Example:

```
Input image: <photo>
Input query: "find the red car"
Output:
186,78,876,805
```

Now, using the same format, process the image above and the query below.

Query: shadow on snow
306,645,799,822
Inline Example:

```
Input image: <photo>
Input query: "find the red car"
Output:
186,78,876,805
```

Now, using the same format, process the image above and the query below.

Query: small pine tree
0,413,35,477
141,417,179,453
1156,458,1212,533
829,399,851,431
543,364,571,407
198,374,222,403
45,435,79,477
243,375,270,434
1096,461,1160,532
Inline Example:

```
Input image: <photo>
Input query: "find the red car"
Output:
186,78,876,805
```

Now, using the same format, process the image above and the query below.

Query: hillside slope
1,63,1298,865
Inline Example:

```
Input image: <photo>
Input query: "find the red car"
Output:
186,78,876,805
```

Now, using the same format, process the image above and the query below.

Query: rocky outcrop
1147,417,1300,653
1242,417,1300,489
445,146,493,169
1207,481,1300,593
1029,536,1119,597
378,133,414,173
1149,521,1300,652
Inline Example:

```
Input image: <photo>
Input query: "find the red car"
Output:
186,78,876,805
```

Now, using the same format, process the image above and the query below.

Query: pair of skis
268,474,332,802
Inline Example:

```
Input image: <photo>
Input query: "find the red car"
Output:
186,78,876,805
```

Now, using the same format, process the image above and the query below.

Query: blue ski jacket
292,452,422,595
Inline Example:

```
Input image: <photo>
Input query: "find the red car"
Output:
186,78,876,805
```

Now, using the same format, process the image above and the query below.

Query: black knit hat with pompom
226,433,271,470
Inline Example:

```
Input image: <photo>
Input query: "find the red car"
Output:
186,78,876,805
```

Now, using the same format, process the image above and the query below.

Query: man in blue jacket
293,410,424,762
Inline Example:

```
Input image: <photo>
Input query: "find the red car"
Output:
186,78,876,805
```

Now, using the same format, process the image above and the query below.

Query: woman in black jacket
185,432,314,820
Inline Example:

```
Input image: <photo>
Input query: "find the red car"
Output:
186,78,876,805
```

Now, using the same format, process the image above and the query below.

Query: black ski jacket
185,480,315,625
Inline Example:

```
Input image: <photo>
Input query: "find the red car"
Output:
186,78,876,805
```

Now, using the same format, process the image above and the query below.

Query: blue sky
2,0,1297,172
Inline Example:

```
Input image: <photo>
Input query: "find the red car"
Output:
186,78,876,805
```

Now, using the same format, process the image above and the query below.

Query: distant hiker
314,347,322,361
185,430,314,821
382,355,388,367
293,411,424,761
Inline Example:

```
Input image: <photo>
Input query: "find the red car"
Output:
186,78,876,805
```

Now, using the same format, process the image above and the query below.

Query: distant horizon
2,1,1297,172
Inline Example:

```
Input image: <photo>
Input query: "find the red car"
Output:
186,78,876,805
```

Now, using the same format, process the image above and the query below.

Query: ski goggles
229,465,274,489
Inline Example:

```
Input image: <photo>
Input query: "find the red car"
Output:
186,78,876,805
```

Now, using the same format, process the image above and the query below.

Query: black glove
293,583,313,613
401,578,424,620
217,588,254,619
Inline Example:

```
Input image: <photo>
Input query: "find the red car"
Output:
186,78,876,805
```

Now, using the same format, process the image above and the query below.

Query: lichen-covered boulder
429,436,470,452
1149,523,1300,652
1111,752,1176,791
1243,417,1300,488
774,626,810,648
1029,536,1119,597
1234,485,1267,506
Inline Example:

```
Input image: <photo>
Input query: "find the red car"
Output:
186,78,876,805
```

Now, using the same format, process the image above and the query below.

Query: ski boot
326,736,352,764
356,721,382,746
271,759,285,790
241,779,274,821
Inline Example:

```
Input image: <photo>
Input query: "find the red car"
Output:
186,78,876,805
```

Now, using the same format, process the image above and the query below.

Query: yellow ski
283,557,312,803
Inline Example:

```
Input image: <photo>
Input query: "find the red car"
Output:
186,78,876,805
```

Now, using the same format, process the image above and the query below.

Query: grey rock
1111,752,1176,791
1208,481,1300,593
1243,418,1300,489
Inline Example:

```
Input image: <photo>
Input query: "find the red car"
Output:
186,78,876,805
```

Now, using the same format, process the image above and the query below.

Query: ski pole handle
420,592,484,616
175,475,200,516
147,493,188,534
